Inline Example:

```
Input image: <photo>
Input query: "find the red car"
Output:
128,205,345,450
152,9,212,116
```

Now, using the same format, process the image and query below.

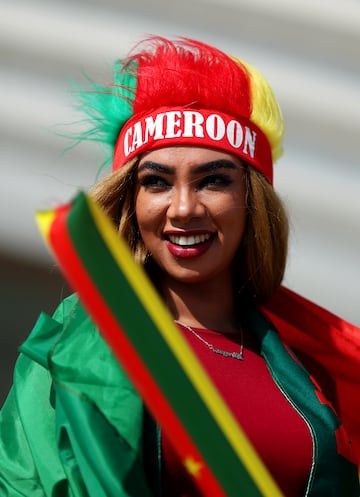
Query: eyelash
138,174,233,190
138,175,170,189
197,174,233,189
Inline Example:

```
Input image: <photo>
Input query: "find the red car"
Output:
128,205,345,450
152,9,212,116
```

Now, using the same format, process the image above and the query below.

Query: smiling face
135,146,247,288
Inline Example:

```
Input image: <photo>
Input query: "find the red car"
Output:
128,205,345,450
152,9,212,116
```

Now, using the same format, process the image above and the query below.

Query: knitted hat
73,36,284,185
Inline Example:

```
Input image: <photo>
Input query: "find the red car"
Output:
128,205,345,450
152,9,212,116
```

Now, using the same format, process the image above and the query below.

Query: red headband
113,107,273,184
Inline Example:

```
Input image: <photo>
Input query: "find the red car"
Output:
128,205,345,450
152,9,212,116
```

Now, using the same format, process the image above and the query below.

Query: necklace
175,320,244,361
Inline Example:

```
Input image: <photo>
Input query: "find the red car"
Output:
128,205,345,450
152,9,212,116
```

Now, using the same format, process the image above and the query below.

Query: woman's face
135,146,247,286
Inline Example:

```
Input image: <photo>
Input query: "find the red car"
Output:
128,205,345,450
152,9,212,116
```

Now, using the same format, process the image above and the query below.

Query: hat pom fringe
240,59,284,163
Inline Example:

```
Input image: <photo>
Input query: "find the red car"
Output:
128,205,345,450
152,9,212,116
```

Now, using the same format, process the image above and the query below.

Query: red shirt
162,325,313,497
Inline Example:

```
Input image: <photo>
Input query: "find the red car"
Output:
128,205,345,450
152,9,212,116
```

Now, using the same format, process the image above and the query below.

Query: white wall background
1,0,360,325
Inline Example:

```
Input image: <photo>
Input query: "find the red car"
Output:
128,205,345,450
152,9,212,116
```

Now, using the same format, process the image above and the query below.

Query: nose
167,186,205,223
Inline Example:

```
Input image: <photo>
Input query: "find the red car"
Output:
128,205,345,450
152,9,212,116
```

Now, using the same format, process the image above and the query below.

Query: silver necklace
175,320,244,361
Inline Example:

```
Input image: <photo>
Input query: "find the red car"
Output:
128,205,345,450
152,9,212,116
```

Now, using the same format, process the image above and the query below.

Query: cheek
214,193,246,223
216,198,247,244
135,194,165,234
135,199,150,233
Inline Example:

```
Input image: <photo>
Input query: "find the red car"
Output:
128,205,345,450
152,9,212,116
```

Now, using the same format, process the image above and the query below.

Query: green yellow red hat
73,36,284,185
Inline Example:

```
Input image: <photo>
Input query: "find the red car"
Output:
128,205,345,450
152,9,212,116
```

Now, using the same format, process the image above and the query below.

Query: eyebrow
137,159,238,175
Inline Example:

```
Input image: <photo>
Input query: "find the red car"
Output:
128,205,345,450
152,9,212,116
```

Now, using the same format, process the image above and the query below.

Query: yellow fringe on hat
235,58,284,163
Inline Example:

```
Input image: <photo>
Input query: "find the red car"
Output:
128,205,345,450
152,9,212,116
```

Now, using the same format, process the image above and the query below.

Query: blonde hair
239,168,288,303
90,162,288,304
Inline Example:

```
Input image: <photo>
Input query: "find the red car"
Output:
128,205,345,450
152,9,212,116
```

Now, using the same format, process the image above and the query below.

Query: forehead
138,146,243,169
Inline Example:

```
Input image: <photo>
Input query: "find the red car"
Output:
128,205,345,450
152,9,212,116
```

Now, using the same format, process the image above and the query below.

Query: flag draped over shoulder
263,288,360,466
36,192,284,497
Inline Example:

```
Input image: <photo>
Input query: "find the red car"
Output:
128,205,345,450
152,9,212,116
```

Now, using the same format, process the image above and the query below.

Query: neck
158,274,241,334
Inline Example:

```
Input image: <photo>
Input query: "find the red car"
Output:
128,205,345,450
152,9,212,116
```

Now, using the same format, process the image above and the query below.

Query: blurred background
1,0,359,404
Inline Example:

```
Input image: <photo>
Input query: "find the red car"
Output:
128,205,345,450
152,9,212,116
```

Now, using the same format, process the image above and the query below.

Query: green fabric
0,356,65,497
55,385,151,497
0,295,152,497
1,295,359,496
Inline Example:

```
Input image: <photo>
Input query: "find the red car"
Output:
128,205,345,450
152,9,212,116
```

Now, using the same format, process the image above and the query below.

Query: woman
0,36,359,497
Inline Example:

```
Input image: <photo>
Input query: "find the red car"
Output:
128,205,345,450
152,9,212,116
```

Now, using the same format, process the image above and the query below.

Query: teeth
168,233,211,246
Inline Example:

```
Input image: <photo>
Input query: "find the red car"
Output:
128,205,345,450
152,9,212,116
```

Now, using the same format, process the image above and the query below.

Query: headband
113,106,273,184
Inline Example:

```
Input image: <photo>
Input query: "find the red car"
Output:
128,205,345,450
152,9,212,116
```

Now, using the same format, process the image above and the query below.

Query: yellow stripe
35,209,57,246
88,196,284,497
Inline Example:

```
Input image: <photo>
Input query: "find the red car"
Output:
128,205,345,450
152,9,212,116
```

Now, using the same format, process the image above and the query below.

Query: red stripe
48,206,228,497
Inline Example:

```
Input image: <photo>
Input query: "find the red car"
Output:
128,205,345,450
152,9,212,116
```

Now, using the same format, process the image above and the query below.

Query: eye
138,174,171,190
197,174,233,189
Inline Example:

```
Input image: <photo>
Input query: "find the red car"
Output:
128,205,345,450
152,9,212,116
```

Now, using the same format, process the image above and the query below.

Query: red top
161,325,313,497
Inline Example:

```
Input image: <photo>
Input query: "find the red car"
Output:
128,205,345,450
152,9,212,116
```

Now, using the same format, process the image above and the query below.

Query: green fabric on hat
67,60,138,174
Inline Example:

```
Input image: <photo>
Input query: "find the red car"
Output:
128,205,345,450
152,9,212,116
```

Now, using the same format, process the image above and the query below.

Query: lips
164,231,215,258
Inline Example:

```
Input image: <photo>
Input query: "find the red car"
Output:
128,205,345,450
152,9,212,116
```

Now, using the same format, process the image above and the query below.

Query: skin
135,146,247,333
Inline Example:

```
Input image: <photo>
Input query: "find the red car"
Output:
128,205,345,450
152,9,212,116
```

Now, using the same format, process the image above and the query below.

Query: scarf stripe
36,192,284,497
